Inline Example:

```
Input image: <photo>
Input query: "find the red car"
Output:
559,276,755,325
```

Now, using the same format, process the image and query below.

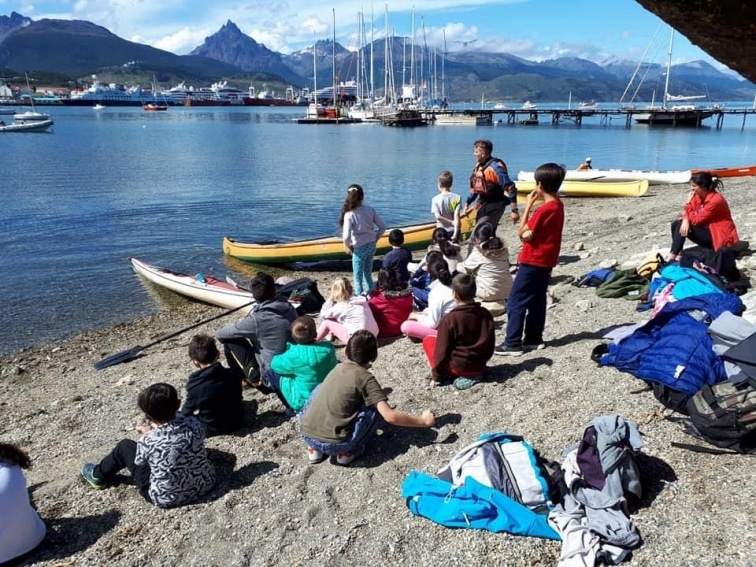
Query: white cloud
152,26,208,54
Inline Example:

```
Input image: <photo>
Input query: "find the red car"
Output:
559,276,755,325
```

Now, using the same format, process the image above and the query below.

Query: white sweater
320,296,379,337
0,464,46,563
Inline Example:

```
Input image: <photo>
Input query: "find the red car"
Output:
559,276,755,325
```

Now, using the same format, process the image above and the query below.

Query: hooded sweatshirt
433,302,495,378
461,244,513,302
216,298,298,375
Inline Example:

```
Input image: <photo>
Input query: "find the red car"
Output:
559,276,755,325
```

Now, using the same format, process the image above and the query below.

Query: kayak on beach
517,169,689,185
223,215,477,265
131,257,254,310
691,165,756,178
516,179,649,198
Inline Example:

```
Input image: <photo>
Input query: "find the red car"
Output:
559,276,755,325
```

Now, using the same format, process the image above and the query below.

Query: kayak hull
516,180,649,198
517,169,689,185
692,165,756,178
131,258,253,309
223,215,476,265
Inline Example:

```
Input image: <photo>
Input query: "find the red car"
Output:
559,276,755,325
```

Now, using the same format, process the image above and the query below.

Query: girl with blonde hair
316,277,379,343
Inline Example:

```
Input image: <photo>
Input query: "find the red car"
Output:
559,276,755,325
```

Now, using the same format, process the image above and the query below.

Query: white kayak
517,168,691,185
131,258,254,310
0,119,54,132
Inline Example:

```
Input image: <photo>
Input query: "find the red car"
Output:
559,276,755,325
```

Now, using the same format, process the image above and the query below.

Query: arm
270,349,298,377
431,320,453,380
517,191,540,241
216,314,258,340
373,209,387,238
319,299,338,320
376,400,435,428
180,388,199,417
685,194,727,226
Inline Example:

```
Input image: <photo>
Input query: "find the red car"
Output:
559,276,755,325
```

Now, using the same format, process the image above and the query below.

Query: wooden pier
425,107,756,130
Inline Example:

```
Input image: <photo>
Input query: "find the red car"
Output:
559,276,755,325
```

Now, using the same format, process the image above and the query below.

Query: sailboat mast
410,9,415,96
384,5,388,103
663,28,674,110
441,30,446,100
313,33,317,104
370,2,374,100
402,37,406,90
332,9,337,109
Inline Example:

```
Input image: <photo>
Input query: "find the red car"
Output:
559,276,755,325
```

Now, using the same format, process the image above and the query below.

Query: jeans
303,406,383,456
262,369,294,410
504,264,552,348
95,439,151,500
670,219,713,255
352,241,377,296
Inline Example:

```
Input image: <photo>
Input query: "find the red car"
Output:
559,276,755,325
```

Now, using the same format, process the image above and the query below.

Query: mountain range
1,12,754,101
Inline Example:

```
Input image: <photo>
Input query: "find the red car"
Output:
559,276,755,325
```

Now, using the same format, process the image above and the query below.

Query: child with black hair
180,334,243,436
262,316,337,412
300,330,435,466
423,273,495,390
381,228,413,287
81,383,215,508
460,221,513,304
410,249,444,310
401,258,456,340
216,272,297,385
0,443,46,563
368,269,414,338
495,163,565,356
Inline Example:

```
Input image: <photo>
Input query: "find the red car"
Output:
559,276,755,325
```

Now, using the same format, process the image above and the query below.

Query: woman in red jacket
669,171,739,261
368,270,413,338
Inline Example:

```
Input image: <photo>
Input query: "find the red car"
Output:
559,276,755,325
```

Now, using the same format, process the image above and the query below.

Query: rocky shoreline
3,178,756,566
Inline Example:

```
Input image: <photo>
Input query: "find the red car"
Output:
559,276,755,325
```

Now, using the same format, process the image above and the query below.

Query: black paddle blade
94,345,145,370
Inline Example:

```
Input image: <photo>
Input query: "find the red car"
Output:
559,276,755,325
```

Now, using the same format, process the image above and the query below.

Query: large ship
64,79,154,106
243,85,307,106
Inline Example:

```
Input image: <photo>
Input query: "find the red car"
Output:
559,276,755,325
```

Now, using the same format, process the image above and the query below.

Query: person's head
188,334,219,366
0,443,32,469
452,273,476,303
345,329,378,367
137,383,179,424
473,139,493,163
428,258,452,286
425,250,443,266
534,162,566,195
249,272,277,302
689,171,723,197
339,184,365,226
585,157,592,164
432,227,450,245
437,170,454,191
376,269,403,292
388,228,405,247
473,221,503,250
291,316,317,344
438,239,459,259
328,277,353,302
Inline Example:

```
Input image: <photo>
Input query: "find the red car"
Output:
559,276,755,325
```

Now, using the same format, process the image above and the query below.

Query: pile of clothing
402,416,645,566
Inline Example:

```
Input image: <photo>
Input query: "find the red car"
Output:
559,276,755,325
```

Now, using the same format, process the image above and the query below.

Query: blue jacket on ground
401,471,560,540
601,292,743,395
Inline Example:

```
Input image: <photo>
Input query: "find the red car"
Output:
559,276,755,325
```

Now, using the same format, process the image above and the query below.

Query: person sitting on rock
316,277,379,343
299,330,436,466
368,269,414,338
668,171,739,262
459,221,513,307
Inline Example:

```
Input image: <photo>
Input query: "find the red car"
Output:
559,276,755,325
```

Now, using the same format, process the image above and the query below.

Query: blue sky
0,0,736,71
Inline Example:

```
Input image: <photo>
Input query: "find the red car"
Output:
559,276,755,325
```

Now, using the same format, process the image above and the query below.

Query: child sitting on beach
368,269,414,338
495,162,565,356
431,170,461,241
423,273,495,390
410,250,444,310
261,316,337,412
381,229,413,287
401,259,456,340
81,383,216,508
459,221,513,305
317,277,379,343
180,334,243,436
300,330,436,466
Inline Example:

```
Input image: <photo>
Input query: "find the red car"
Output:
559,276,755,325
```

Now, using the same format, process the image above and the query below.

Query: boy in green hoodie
262,316,337,412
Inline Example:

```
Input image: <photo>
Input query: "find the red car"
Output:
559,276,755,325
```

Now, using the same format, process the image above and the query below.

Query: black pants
220,338,260,383
475,200,507,231
670,219,713,255
95,439,150,499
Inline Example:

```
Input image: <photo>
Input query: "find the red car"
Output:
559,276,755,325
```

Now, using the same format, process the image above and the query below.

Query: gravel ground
2,178,756,567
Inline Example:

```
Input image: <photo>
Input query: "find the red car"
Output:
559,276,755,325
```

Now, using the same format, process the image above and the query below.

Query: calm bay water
2,105,755,354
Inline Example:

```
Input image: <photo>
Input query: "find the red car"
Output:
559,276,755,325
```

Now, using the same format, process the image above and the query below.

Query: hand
510,211,520,223
135,419,154,435
679,218,690,237
526,190,540,206
420,409,436,427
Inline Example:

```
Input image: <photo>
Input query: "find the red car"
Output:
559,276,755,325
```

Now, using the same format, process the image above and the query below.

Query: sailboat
14,73,52,123
143,75,169,111
634,29,713,125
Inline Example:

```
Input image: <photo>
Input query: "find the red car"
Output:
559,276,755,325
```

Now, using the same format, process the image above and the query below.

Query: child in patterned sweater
81,383,216,508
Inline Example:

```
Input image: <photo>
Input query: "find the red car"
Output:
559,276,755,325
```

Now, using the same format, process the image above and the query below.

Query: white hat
586,157,592,162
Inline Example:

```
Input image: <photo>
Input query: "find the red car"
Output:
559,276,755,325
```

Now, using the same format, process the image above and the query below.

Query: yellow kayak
516,179,649,198
223,214,476,265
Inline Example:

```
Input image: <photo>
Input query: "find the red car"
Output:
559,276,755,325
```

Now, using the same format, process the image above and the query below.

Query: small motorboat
93,104,106,110
13,111,51,122
691,165,756,178
143,102,168,111
0,118,54,132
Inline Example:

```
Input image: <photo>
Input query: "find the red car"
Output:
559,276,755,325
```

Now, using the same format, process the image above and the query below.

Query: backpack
438,433,564,513
596,269,649,299
277,278,325,315
681,378,756,453
636,253,666,279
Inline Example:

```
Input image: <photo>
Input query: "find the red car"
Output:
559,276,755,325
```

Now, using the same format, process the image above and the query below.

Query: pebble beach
2,177,756,566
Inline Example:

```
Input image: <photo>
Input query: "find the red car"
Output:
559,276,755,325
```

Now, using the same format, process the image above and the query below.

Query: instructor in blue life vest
464,139,519,230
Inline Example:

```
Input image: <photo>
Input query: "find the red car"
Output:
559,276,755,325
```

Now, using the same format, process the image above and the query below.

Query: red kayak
692,165,756,178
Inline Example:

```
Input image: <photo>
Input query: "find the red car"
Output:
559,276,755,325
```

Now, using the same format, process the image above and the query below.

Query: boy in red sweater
422,273,495,390
495,163,565,356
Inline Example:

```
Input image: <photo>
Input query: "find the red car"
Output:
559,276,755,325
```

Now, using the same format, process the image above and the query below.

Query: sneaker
494,344,524,356
307,447,326,464
336,452,356,466
80,463,107,490
524,342,546,352
453,377,481,391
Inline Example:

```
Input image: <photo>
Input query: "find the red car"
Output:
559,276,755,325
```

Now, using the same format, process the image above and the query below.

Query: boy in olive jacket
262,316,337,412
